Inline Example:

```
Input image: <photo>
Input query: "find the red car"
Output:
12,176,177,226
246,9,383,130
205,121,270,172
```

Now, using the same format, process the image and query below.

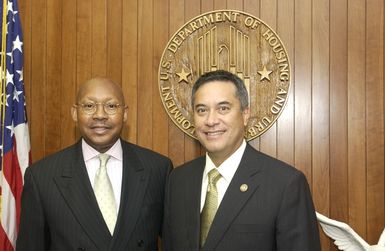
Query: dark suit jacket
16,139,172,251
163,144,321,251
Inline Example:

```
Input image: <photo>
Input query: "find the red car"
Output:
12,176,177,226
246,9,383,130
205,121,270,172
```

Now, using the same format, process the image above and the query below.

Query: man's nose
93,104,108,118
205,110,219,126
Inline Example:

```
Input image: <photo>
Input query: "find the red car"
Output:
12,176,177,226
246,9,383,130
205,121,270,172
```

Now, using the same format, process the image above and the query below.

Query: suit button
137,240,144,247
77,248,85,251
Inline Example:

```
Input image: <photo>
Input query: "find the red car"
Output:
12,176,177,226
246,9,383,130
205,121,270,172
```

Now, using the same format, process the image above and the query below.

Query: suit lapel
203,145,262,251
110,142,149,250
184,157,205,251
54,142,111,251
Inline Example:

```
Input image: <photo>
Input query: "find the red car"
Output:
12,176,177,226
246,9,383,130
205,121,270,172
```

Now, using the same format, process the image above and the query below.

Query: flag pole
0,0,8,218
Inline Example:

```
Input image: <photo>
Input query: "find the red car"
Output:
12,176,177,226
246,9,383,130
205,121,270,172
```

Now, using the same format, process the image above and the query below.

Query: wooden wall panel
312,0,330,249
184,0,202,163
76,0,92,89
259,0,277,158
121,0,138,143
366,0,384,243
30,0,46,161
18,0,385,250
329,2,348,251
277,0,294,166
107,0,122,83
168,0,185,167
91,0,107,76
243,0,260,152
347,0,367,238
137,0,153,149
153,0,170,156
46,0,62,156
61,0,77,149
294,0,312,182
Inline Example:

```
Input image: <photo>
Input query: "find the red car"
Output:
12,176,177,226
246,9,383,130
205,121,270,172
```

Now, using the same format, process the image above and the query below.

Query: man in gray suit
17,77,172,251
163,70,321,251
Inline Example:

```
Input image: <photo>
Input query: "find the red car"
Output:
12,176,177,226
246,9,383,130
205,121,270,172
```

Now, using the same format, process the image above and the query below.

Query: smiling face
71,78,127,153
193,81,250,166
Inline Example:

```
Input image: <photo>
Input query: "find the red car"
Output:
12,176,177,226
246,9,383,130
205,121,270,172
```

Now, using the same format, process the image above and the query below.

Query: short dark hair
191,70,249,110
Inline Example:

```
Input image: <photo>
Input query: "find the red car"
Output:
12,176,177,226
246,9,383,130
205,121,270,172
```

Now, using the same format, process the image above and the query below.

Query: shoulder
244,144,306,183
25,143,80,179
121,140,173,173
122,140,171,162
170,155,205,178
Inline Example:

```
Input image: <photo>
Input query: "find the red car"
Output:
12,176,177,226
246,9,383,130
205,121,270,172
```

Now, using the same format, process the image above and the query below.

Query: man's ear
123,106,128,122
242,107,250,126
71,106,78,122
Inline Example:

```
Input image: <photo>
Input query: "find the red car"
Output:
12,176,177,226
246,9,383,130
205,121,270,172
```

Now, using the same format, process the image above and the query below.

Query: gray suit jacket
17,139,172,251
163,144,321,251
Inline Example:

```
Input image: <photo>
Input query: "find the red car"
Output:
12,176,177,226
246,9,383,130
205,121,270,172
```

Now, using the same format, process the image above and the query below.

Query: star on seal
258,65,272,81
176,68,191,83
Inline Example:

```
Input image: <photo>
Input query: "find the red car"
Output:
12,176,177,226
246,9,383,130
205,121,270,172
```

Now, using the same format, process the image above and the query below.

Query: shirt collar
82,138,123,162
204,140,247,183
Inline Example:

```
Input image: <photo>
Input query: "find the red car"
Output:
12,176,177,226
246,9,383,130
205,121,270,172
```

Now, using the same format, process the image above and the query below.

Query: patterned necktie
200,168,222,247
94,153,117,235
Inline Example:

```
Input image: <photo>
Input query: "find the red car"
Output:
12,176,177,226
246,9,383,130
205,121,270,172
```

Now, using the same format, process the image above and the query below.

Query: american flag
0,0,31,250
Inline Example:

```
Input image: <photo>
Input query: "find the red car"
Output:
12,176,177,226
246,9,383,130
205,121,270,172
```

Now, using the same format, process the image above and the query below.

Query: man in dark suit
17,77,172,251
163,70,321,251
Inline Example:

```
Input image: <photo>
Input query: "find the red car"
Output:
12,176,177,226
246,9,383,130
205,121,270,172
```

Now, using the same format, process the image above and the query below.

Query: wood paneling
18,0,385,250
348,0,367,238
259,0,277,158
294,0,312,182
312,0,330,249
61,0,77,149
366,0,384,244
329,1,348,250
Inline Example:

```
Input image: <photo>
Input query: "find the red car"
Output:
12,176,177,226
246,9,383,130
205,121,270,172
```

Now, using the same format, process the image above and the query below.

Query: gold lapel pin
240,184,248,192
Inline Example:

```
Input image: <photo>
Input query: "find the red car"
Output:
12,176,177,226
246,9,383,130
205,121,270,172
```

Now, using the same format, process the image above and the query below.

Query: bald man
17,77,172,251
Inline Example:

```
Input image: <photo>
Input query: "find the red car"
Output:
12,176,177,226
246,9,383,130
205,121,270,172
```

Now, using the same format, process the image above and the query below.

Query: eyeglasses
74,102,126,115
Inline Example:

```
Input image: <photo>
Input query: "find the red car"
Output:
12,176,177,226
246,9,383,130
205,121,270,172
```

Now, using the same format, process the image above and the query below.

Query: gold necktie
200,168,222,247
94,154,117,235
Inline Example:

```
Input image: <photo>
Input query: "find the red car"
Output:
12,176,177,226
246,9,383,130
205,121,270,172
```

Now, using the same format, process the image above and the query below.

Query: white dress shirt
200,140,247,212
82,139,123,214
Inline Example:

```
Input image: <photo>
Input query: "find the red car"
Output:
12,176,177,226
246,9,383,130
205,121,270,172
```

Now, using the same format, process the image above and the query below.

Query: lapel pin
240,184,248,192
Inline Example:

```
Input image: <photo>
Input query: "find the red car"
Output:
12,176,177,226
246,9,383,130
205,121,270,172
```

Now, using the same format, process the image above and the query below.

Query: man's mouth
90,125,110,134
205,130,225,137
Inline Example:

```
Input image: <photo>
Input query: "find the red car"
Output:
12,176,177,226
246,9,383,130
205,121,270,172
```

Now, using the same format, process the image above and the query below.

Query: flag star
7,51,14,64
6,70,14,85
13,36,23,53
13,88,23,102
16,70,23,81
6,94,10,106
7,1,14,13
7,1,18,19
6,121,15,137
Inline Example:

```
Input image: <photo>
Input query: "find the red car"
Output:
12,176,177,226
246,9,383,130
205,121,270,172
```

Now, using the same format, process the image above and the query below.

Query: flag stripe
0,224,13,250
1,171,17,246
14,123,30,176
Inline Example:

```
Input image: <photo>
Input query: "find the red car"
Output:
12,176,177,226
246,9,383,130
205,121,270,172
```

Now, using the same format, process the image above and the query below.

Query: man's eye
219,106,230,111
83,103,95,109
196,108,206,113
106,104,119,110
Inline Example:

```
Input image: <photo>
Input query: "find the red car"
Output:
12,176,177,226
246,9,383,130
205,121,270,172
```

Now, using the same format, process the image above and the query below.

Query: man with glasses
17,77,172,251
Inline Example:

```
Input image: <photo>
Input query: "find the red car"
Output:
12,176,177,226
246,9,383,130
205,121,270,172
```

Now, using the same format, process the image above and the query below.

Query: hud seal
158,10,291,140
